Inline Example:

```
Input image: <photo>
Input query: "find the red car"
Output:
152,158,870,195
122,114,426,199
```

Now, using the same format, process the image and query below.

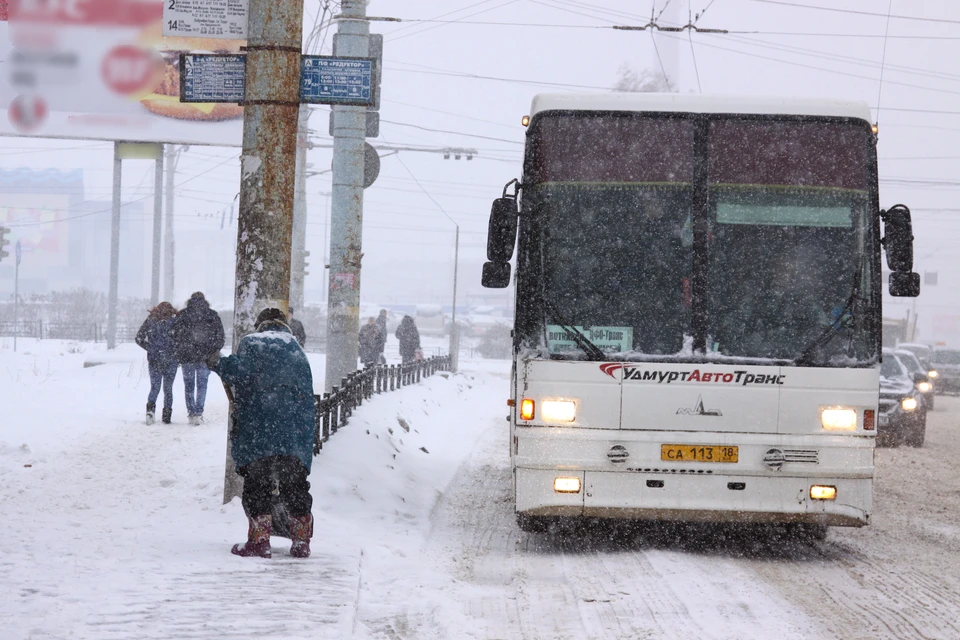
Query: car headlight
821,407,857,431
902,397,918,411
918,381,932,393
541,399,577,423
928,370,939,379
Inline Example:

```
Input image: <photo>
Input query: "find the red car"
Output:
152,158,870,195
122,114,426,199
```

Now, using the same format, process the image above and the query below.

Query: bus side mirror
889,271,920,297
482,261,511,288
881,204,914,272
882,204,920,297
487,197,518,263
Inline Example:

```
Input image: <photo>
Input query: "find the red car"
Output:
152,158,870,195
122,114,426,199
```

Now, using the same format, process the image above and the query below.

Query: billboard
0,0,244,146
0,168,82,283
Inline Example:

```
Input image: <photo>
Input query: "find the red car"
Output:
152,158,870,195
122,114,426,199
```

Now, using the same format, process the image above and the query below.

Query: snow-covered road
3,341,960,639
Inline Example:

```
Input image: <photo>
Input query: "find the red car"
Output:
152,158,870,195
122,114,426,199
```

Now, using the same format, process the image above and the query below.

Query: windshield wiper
542,298,607,361
794,264,863,366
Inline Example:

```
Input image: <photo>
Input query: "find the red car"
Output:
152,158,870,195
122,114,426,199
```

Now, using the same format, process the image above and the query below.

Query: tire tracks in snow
414,417,823,639
746,397,960,640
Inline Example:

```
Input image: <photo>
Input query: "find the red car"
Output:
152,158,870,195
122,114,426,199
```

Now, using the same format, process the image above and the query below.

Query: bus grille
782,449,819,464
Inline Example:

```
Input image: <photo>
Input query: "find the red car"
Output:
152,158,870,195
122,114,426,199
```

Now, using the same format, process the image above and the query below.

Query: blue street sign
301,56,375,106
15,240,21,265
180,54,246,103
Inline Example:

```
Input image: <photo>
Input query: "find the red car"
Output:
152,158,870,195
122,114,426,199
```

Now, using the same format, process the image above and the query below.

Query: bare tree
613,64,671,93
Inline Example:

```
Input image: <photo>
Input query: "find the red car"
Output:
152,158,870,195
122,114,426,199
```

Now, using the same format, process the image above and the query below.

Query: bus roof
530,93,873,123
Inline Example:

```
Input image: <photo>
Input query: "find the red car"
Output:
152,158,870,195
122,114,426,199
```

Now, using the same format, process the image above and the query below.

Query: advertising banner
0,0,245,146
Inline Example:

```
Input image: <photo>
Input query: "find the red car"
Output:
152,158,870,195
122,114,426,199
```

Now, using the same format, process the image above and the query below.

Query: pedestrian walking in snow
396,315,421,365
207,308,315,559
376,309,389,363
358,317,381,367
135,302,179,425
288,306,307,348
172,291,225,425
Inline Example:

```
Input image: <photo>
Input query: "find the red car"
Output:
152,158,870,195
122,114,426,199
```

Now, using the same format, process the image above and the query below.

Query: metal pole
291,108,309,312
13,252,19,352
324,0,369,392
106,142,121,350
151,145,164,305
163,145,177,302
224,0,304,504
448,224,460,373
321,191,330,305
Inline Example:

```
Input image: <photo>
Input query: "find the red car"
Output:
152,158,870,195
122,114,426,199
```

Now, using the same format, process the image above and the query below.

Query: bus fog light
519,398,535,420
542,400,576,423
554,477,581,493
810,485,837,500
918,381,932,393
902,397,918,411
821,408,857,431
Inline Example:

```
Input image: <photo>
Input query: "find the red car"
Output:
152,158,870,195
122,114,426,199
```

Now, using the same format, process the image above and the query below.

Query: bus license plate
661,444,739,463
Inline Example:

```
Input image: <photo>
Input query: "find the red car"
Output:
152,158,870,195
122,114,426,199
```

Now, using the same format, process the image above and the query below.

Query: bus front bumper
516,468,871,527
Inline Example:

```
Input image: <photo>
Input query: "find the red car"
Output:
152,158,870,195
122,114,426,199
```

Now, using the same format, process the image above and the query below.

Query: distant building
0,168,146,297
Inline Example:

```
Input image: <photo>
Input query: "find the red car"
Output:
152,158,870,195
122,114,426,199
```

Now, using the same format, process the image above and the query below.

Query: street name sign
301,57,375,106
163,0,249,40
180,54,246,103
178,55,377,108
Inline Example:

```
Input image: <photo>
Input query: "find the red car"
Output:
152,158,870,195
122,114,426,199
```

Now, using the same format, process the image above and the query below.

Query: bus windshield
521,113,876,366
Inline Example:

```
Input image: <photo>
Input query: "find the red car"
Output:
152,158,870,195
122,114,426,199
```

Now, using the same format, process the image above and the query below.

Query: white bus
482,94,920,534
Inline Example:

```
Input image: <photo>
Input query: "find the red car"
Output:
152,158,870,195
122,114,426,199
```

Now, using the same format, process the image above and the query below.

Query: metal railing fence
313,355,451,453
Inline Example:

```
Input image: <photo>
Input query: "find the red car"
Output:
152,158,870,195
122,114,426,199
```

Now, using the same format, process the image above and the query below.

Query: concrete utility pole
324,0,369,393
163,145,179,303
291,107,310,312
224,0,305,503
449,225,460,373
106,142,121,350
150,146,164,306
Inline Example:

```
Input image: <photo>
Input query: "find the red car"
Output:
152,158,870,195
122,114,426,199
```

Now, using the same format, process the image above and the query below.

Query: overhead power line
749,0,960,25
875,0,894,124
668,32,960,100
385,0,521,43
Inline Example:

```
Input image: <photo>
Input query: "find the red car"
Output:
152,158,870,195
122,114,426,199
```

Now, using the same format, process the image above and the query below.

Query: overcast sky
2,0,959,335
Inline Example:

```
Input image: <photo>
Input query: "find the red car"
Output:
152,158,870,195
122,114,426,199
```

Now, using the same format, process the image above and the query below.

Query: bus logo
599,363,785,386
600,363,624,378
676,395,722,416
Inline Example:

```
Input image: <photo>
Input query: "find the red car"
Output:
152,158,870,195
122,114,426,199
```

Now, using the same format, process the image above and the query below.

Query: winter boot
232,514,272,558
145,402,156,425
161,407,172,424
289,514,313,558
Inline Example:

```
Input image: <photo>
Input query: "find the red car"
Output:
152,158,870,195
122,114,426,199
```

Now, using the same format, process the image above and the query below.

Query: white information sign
546,325,634,354
163,0,248,39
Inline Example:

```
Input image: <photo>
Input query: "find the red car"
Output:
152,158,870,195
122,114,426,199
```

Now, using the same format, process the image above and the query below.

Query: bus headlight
902,397,918,411
821,408,857,431
928,370,939,379
541,400,576,423
918,381,932,393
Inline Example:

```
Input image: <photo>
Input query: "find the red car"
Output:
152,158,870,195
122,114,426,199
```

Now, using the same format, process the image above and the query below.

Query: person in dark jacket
207,308,315,559
358,317,381,367
287,307,307,347
395,315,421,365
135,302,179,425
375,309,388,363
172,292,225,425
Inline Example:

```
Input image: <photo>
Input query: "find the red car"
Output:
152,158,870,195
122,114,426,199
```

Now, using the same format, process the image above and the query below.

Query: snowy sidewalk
1,341,507,639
